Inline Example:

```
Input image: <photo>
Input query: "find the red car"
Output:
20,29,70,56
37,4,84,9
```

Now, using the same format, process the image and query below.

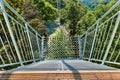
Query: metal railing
0,0,44,69
81,0,120,67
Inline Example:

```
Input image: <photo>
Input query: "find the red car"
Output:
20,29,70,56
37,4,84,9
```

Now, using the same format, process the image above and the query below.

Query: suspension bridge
0,0,120,79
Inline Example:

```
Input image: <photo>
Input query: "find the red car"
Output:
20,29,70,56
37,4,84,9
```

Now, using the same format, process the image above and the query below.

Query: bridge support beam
36,33,41,59
41,36,44,60
82,32,87,59
0,0,23,66
78,35,83,60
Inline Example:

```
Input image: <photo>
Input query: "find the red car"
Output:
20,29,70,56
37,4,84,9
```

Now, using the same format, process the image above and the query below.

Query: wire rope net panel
45,37,80,60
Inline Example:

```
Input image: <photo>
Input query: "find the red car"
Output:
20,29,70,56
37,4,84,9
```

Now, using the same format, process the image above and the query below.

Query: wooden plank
0,70,120,80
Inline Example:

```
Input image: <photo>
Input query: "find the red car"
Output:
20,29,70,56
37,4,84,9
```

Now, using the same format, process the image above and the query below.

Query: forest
2,0,117,36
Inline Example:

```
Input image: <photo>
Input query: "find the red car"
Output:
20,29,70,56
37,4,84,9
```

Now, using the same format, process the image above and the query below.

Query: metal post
0,0,23,66
41,36,44,60
57,0,61,25
82,32,87,59
36,33,41,59
89,21,99,61
102,11,120,65
25,23,35,63
78,35,83,60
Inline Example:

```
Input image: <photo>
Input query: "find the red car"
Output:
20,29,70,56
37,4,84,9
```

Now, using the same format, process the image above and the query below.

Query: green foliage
45,0,57,8
23,2,40,21
23,2,49,36
61,0,87,35
80,0,111,9
33,0,58,21
6,0,24,15
28,19,48,36
94,4,106,19
77,11,96,34
94,0,116,19
81,0,98,9
45,0,66,8
55,0,117,37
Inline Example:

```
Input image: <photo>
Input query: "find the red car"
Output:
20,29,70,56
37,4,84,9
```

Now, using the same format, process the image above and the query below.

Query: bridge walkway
12,60,116,71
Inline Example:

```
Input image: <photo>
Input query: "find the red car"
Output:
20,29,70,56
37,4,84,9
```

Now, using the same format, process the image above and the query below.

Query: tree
45,0,57,8
94,0,116,19
80,0,98,9
77,10,96,34
6,0,25,15
23,2,41,21
80,0,111,9
46,0,66,8
61,0,87,35
33,0,58,21
94,4,106,19
28,19,48,36
23,2,48,37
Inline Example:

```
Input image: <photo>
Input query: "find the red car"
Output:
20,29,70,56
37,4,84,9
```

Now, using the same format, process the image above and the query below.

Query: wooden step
0,70,120,80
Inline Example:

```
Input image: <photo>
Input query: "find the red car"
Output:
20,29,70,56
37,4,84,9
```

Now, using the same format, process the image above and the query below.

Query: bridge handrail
81,0,120,67
0,0,44,69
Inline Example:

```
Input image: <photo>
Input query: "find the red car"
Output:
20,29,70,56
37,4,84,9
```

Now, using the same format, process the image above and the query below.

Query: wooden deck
0,60,119,80
0,70,120,80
